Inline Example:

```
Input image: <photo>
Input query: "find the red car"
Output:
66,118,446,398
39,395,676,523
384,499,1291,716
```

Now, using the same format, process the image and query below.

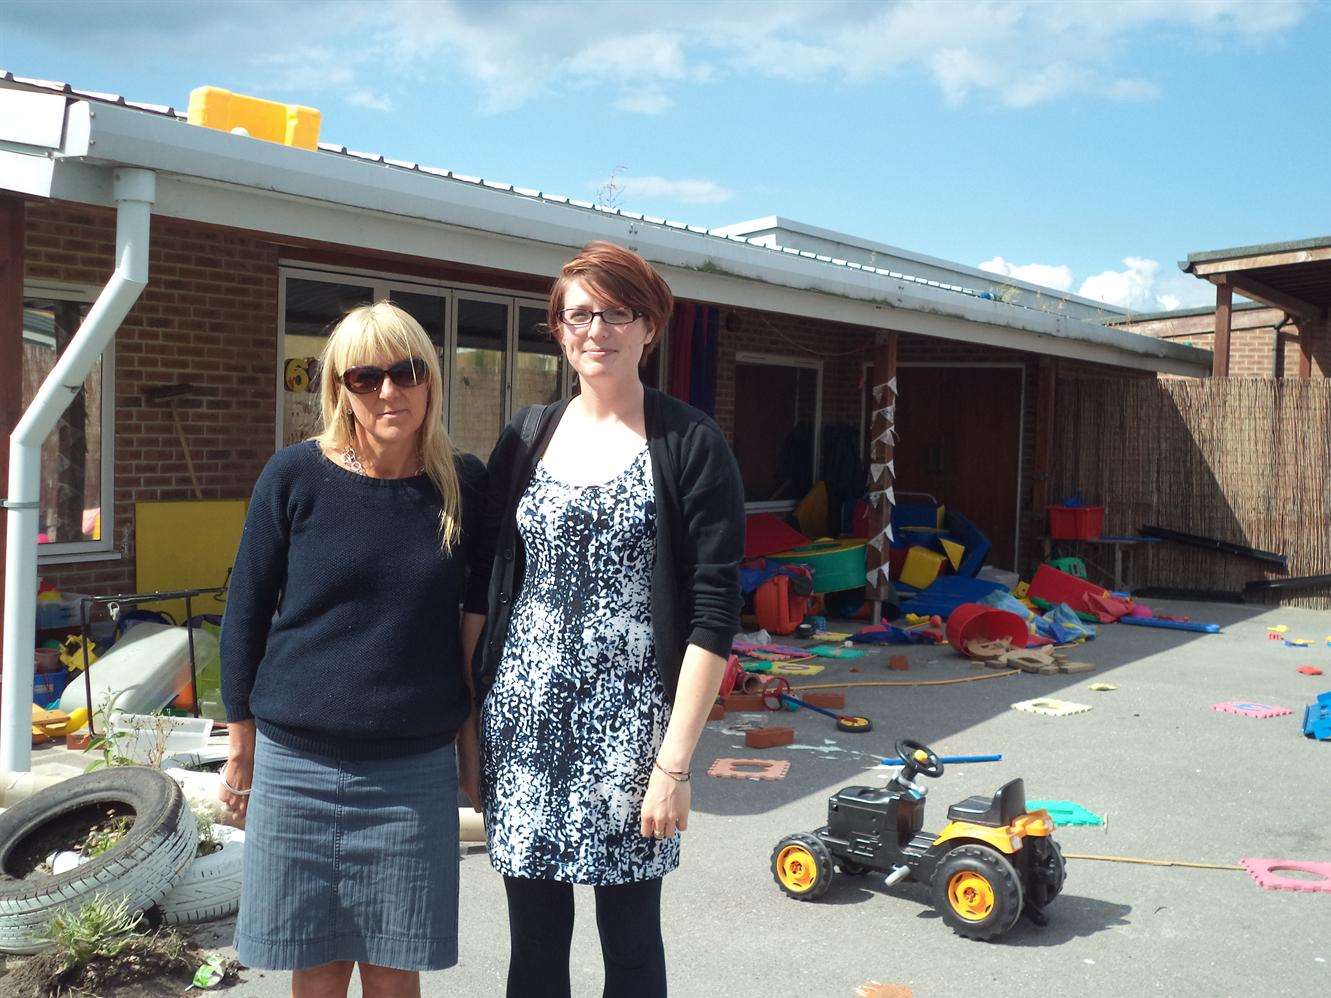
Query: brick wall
1116,305,1327,378
22,202,279,596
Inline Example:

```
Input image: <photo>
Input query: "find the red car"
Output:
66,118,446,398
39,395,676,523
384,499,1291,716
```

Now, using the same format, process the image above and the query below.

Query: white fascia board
54,102,1208,375
0,149,55,197
0,90,66,149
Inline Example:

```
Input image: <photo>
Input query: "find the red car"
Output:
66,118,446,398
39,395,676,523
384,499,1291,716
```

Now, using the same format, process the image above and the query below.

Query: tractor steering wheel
895,738,944,781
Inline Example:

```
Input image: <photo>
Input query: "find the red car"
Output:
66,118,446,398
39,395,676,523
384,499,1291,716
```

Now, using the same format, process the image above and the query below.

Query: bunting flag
872,384,884,403
887,458,895,477
876,404,895,421
882,486,895,506
874,426,897,446
887,376,897,394
870,462,888,480
868,532,886,551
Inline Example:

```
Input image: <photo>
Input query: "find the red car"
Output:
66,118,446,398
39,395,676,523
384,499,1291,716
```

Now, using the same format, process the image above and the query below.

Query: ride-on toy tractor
771,739,1066,939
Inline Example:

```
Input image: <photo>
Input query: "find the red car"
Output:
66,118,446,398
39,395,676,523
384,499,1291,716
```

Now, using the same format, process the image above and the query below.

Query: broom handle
170,402,204,501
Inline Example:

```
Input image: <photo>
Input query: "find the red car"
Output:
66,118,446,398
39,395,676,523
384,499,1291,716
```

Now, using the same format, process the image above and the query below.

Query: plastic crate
35,594,89,630
1048,505,1104,541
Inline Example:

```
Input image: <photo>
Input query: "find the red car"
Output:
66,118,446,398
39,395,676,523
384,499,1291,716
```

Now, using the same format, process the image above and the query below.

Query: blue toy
1120,616,1221,635
1303,691,1331,741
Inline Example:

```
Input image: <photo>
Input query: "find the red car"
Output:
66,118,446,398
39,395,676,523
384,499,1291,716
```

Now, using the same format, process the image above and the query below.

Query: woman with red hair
467,242,744,996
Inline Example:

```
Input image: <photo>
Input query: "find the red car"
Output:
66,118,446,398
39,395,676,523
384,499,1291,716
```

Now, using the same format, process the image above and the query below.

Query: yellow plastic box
900,546,948,590
187,86,321,150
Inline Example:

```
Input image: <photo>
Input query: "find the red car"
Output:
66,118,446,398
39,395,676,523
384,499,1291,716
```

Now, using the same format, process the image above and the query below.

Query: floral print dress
481,449,678,885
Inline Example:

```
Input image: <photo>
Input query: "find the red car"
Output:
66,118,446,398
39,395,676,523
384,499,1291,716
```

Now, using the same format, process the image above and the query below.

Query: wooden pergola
1182,236,1331,377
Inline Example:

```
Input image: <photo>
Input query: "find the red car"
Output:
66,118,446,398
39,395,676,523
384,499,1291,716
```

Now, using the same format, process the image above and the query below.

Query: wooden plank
0,195,24,654
1212,280,1232,377
1227,274,1320,319
864,332,898,605
1191,244,1331,277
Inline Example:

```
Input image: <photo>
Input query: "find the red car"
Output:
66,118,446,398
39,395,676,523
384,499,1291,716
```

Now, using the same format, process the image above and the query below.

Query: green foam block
1027,799,1104,827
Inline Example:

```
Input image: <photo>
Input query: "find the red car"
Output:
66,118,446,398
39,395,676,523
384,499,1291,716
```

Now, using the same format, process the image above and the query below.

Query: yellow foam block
188,86,321,150
941,538,965,571
900,546,948,590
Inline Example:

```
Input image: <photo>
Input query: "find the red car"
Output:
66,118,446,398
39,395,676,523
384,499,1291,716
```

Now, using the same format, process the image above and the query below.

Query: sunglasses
340,357,430,395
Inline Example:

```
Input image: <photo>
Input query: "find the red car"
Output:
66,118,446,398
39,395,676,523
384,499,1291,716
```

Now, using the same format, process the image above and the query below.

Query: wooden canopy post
0,196,25,654
1212,280,1232,377
864,332,898,618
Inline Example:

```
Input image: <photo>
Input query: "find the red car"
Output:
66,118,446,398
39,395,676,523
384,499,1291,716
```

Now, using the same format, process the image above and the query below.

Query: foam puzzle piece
807,644,869,659
1027,799,1104,827
707,757,790,781
1304,691,1331,740
1241,858,1331,894
1297,666,1324,676
1284,638,1312,648
769,661,825,677
812,631,852,642
1211,700,1293,719
1011,698,1092,717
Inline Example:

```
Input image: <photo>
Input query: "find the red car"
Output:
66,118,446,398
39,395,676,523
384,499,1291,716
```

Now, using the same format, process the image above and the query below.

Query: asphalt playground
189,598,1330,997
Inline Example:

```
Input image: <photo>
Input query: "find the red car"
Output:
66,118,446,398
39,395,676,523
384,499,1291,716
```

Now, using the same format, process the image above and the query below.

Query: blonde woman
220,302,486,998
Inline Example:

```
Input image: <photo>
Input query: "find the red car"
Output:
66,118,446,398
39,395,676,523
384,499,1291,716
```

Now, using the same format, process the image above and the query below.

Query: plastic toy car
771,738,1066,939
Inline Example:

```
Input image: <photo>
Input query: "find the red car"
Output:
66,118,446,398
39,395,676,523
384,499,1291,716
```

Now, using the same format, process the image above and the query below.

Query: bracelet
654,760,691,783
221,774,252,797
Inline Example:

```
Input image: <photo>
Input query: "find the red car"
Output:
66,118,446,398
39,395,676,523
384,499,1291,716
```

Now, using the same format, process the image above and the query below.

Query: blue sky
5,0,1328,310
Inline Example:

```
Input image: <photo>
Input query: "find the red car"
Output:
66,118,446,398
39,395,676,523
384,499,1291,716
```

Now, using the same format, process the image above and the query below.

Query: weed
43,895,142,972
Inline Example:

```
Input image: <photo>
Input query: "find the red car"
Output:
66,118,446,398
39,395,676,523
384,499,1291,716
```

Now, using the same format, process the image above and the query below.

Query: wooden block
802,692,845,709
723,693,768,712
745,726,796,749
66,730,92,751
1057,662,1095,674
707,702,726,721
889,655,909,671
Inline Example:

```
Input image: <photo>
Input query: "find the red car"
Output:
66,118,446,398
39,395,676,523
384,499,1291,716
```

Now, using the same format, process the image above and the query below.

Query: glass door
513,302,563,414
451,293,510,458
281,277,374,446
387,288,451,428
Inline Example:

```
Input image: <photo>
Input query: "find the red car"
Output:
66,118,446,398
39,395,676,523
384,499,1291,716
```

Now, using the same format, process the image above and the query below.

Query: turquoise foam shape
807,644,869,659
1027,799,1104,827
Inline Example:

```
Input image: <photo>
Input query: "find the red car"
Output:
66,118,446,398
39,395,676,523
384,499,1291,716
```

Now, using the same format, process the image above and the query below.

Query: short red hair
548,242,674,359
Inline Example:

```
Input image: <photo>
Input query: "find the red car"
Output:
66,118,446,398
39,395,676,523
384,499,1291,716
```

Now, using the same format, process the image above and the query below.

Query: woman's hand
640,765,690,840
456,719,482,812
219,719,256,826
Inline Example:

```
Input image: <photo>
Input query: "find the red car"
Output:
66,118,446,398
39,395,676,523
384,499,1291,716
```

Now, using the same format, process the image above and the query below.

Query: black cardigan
468,388,745,705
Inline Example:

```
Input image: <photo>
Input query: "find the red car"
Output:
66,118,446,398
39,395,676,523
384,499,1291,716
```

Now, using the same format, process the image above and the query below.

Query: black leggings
503,875,666,998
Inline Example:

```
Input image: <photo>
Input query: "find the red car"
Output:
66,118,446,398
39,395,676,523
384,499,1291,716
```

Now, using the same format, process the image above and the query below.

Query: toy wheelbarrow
761,677,872,733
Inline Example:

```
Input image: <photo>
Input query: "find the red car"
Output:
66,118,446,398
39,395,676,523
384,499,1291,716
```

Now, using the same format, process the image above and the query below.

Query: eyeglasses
557,307,642,327
340,357,430,395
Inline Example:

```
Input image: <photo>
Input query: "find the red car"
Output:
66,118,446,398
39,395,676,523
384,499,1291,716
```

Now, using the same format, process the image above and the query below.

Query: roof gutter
30,99,1209,376
0,167,155,773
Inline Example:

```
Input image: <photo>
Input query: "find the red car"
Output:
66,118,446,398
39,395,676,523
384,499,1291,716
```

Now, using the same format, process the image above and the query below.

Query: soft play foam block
1241,858,1331,894
1211,700,1293,719
1027,799,1104,827
1012,698,1092,717
1304,691,1331,740
807,644,868,659
707,758,790,781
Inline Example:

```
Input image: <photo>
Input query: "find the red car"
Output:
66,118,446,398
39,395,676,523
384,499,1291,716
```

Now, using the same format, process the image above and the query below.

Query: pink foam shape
1241,858,1331,894
1211,700,1293,719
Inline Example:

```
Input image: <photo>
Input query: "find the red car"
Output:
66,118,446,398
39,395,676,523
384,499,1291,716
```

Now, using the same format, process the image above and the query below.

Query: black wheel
771,833,835,900
1026,838,1066,910
837,859,871,876
931,845,1024,940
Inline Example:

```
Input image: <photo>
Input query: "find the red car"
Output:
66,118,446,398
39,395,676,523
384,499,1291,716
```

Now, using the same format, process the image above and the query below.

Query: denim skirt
234,731,460,971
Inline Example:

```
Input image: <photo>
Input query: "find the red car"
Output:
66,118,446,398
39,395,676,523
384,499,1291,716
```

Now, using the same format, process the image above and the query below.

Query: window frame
277,264,559,455
732,350,824,513
24,282,117,564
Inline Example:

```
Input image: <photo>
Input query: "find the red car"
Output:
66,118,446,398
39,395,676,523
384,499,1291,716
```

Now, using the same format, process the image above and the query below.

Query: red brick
745,726,796,749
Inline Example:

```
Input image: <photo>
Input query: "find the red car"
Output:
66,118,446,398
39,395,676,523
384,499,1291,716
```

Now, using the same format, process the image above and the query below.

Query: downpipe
1,168,155,773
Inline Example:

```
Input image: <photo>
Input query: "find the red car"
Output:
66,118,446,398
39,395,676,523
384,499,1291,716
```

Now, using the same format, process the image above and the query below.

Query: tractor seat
945,778,1027,828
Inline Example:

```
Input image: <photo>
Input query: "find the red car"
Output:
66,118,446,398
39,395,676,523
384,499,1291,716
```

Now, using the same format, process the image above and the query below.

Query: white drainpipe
1,167,156,773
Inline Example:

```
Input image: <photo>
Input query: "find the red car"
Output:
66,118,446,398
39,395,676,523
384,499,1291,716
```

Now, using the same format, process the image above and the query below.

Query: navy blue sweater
220,440,487,760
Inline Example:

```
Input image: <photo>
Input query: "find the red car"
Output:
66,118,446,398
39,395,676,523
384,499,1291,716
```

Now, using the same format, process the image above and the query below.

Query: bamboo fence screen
1052,377,1331,608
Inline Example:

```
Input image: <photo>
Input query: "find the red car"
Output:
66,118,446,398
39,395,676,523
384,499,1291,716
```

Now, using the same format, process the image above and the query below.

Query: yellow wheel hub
776,845,819,892
947,871,996,921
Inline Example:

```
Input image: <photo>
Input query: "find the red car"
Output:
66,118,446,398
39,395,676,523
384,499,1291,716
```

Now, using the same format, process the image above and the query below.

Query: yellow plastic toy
59,634,98,672
187,86,321,150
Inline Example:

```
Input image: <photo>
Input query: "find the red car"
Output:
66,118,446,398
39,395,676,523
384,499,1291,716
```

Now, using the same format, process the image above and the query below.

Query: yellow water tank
187,86,321,150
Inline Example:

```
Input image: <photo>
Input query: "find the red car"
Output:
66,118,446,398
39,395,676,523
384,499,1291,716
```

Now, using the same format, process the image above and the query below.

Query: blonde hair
314,301,461,550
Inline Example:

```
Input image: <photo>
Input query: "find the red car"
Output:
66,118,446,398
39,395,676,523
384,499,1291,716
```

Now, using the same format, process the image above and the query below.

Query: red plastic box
1048,505,1104,540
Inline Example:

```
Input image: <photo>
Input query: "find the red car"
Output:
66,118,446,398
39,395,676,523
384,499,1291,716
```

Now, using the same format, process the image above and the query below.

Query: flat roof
1182,234,1331,270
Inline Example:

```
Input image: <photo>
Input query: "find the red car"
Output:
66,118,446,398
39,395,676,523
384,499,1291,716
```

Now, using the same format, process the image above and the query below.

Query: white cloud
613,91,674,115
978,254,1215,312
979,256,1075,293
614,175,734,205
346,89,394,112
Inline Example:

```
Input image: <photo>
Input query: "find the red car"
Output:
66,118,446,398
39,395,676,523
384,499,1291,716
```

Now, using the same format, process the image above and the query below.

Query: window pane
282,278,373,446
22,299,101,544
389,290,449,389
451,298,508,458
732,361,818,503
514,305,562,413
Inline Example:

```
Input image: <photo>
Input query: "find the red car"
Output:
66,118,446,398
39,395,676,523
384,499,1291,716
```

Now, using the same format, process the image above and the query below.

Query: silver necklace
342,445,424,477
